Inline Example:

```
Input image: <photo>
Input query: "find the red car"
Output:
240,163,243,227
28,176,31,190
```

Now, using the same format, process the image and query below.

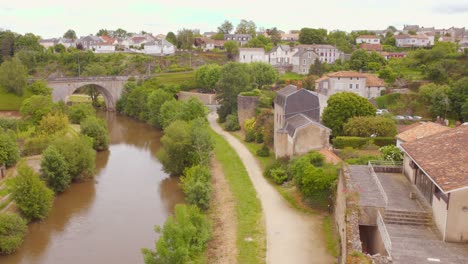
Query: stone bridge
47,76,130,111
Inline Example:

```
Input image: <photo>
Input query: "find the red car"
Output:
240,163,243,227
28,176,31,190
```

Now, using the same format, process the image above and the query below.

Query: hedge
333,136,395,149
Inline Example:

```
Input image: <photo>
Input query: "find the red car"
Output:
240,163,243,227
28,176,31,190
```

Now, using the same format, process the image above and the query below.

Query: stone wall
178,91,217,105
237,95,258,129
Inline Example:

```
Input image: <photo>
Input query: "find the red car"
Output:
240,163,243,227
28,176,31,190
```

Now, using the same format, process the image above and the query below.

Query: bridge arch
48,76,129,111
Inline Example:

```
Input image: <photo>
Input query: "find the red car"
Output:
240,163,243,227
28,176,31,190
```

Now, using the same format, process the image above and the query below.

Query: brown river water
0,112,184,264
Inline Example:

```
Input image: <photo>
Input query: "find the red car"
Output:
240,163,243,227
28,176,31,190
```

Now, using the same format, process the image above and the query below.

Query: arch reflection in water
0,112,184,264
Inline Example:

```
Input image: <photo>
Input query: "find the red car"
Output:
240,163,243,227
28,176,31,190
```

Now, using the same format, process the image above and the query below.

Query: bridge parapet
47,76,130,83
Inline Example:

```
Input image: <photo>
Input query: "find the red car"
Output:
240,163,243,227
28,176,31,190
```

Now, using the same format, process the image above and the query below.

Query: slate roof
401,125,468,193
284,114,330,138
275,85,321,122
357,35,380,39
396,122,450,143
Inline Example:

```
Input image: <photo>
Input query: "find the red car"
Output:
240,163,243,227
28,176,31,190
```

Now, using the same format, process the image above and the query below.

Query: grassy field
0,87,28,111
210,129,266,264
279,72,304,81
154,71,196,86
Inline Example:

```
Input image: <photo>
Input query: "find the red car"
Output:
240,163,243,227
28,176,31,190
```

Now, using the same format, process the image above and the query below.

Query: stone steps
385,209,432,226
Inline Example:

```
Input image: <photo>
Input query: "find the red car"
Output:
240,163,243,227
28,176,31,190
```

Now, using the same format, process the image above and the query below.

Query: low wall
178,91,217,105
372,166,403,173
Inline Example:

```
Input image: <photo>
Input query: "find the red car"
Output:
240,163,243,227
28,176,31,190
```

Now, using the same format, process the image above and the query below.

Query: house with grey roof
224,34,252,46
291,49,319,74
274,85,330,158
144,39,175,55
268,45,293,66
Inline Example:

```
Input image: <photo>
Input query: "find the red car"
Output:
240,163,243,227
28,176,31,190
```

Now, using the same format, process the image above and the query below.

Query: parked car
394,115,405,120
413,116,422,120
376,109,389,115
404,115,414,120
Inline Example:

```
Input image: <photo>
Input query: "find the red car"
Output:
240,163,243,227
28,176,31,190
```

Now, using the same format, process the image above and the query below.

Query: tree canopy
299,28,327,44
0,56,28,95
235,19,256,36
63,29,77,40
218,20,233,34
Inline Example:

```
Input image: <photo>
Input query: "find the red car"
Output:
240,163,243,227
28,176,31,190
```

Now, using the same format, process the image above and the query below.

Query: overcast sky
1,0,467,38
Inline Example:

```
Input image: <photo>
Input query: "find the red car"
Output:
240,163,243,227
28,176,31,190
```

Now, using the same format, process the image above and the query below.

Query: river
0,112,185,264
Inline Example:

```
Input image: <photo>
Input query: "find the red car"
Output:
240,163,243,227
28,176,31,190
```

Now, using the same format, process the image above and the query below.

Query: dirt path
207,156,237,264
208,112,334,264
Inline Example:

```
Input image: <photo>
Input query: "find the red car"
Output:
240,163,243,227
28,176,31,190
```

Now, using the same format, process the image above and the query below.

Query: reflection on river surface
0,112,184,264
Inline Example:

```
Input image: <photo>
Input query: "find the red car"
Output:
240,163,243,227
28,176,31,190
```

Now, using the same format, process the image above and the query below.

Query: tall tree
0,31,16,62
96,29,109,36
267,27,281,45
176,29,195,50
223,41,239,60
166,32,177,45
0,56,28,95
63,29,77,40
299,28,327,44
114,28,128,38
217,20,233,34
235,19,256,36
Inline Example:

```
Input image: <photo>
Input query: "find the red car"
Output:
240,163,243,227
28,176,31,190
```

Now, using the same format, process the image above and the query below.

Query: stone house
268,45,293,66
280,33,299,42
224,34,252,46
78,35,103,50
293,44,343,64
39,38,58,49
356,35,381,44
274,85,331,158
291,49,319,74
401,125,468,242
395,122,450,150
395,34,433,47
315,71,386,99
238,48,267,63
144,39,175,55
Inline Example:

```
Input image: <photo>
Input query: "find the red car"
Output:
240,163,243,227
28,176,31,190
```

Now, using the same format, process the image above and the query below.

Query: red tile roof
360,43,383,51
401,125,468,193
397,122,450,143
357,35,379,39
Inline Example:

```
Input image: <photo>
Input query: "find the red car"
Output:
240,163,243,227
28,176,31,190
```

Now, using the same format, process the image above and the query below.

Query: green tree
40,146,71,193
20,95,54,124
322,92,376,135
8,163,54,221
158,120,194,175
37,112,69,136
63,29,77,40
195,64,221,92
215,62,252,122
146,89,175,128
217,20,233,34
159,100,183,129
80,116,110,151
327,30,353,53
380,145,403,162
181,98,207,123
426,62,449,84
0,56,28,95
114,28,128,38
349,49,369,71
96,29,109,36
142,204,211,264
250,62,278,88
299,28,327,44
176,29,195,50
343,116,397,137
309,58,325,76
419,83,451,118
378,67,397,84
51,136,96,181
0,130,19,167
0,31,16,62
449,77,468,121
67,103,96,124
166,32,177,46
181,165,212,210
235,19,256,36
223,40,239,60
190,119,213,166
267,27,282,45
0,213,27,255
27,80,52,96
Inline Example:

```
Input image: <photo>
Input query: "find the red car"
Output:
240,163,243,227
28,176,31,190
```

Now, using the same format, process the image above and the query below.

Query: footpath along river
0,112,184,264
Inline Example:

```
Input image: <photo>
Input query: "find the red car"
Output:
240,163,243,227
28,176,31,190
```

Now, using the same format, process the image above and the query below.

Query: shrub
8,163,54,221
80,116,110,151
256,144,270,157
27,81,52,96
372,137,396,147
19,95,54,124
22,135,50,156
270,167,288,185
67,103,96,124
158,120,194,175
142,204,211,264
346,155,382,165
37,112,69,136
332,137,369,149
0,130,20,167
379,145,403,162
51,136,96,181
40,146,71,193
181,165,212,210
343,116,397,137
223,114,240,131
0,213,27,255
0,119,22,131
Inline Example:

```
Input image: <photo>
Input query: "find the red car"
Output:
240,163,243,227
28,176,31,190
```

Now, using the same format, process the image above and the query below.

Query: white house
144,39,175,55
293,44,342,64
238,48,267,63
268,45,293,66
315,71,386,99
39,38,58,49
280,33,299,42
356,35,381,44
395,34,433,47
94,44,116,53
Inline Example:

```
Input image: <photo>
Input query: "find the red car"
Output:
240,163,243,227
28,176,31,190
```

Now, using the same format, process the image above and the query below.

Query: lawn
279,72,304,81
0,88,27,111
154,71,196,86
210,129,266,264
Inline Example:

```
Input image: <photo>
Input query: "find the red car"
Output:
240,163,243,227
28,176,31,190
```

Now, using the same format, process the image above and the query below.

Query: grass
210,129,266,264
323,215,339,257
0,87,28,111
155,71,195,85
279,72,304,81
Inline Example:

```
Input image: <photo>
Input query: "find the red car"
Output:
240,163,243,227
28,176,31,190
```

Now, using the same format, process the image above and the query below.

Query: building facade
224,34,252,46
315,71,386,99
356,35,381,44
238,48,267,63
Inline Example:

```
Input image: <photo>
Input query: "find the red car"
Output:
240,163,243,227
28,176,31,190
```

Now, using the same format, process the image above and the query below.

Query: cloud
433,4,468,14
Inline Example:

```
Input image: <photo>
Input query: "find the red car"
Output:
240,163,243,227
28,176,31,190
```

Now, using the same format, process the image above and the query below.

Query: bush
270,167,288,185
51,136,96,181
0,119,22,131
41,146,71,193
223,114,240,131
37,112,69,136
27,81,52,96
379,145,403,162
372,137,396,147
19,95,54,124
332,137,369,149
256,144,270,157
0,130,20,167
8,163,54,221
181,165,212,210
67,103,96,124
142,204,211,264
0,213,27,255
345,155,381,165
343,116,397,137
22,135,50,156
80,116,110,151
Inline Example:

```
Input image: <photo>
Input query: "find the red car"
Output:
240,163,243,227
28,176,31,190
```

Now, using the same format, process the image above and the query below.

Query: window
303,59,306,65
349,84,353,89
356,84,359,89
308,53,311,58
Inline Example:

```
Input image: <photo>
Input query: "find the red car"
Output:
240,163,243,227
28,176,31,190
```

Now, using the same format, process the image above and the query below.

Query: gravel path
208,112,334,264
